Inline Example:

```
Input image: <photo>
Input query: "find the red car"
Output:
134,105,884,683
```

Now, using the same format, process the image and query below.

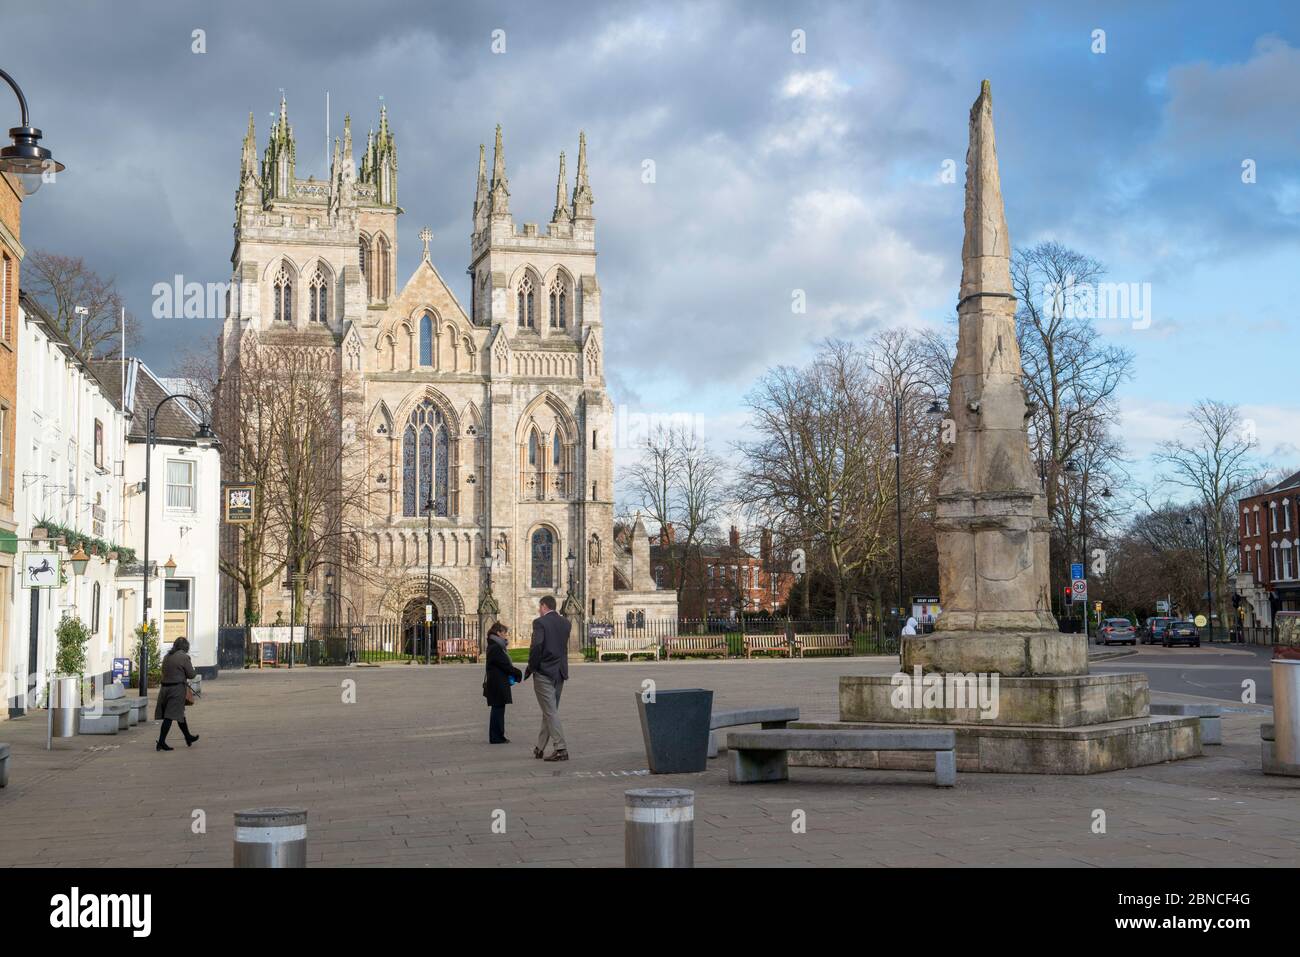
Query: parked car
1162,620,1201,648
1098,618,1137,646
1142,616,1175,645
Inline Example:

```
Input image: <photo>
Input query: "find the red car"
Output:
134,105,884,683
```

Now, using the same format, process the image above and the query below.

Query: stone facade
217,99,672,635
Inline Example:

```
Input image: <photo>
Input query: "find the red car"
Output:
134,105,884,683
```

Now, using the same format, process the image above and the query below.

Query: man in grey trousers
525,595,571,762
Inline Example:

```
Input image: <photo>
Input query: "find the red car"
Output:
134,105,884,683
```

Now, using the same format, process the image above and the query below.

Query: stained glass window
402,399,450,517
531,528,554,589
550,279,567,328
553,432,561,466
273,264,292,322
419,313,433,366
517,276,535,328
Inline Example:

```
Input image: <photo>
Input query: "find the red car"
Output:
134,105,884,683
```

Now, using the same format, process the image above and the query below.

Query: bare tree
22,250,141,357
1153,400,1261,626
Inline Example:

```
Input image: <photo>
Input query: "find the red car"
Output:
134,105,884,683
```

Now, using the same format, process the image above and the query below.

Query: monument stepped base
789,715,1202,775
902,631,1088,677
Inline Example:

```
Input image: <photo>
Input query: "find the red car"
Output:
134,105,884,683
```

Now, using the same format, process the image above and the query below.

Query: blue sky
4,0,1297,496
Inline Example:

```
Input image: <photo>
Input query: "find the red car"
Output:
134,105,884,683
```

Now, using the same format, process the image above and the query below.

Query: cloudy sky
6,0,1298,496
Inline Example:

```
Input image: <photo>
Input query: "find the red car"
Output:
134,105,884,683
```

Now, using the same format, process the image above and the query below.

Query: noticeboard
588,623,613,640
112,657,133,682
260,642,279,668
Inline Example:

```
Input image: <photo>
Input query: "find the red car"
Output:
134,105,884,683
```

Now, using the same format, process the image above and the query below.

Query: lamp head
163,555,177,578
69,544,89,576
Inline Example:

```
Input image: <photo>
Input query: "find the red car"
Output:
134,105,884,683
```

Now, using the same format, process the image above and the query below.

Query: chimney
662,522,675,545
729,525,740,549
760,528,772,563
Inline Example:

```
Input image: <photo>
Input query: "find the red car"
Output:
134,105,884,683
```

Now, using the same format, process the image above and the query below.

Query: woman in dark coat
483,622,523,744
155,637,199,751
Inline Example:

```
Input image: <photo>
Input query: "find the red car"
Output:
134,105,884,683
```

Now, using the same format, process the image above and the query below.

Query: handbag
184,681,197,706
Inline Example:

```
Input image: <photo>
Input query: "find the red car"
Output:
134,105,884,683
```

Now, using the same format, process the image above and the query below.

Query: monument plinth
795,82,1201,773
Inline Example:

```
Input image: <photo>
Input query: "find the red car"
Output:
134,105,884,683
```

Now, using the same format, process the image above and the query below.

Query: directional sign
1071,579,1088,604
1156,599,1170,614
1070,563,1084,582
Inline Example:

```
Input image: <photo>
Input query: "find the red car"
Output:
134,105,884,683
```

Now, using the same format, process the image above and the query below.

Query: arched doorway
401,597,439,658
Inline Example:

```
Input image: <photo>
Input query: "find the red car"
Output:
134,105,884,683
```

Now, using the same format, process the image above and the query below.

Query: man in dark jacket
483,622,523,744
525,595,571,761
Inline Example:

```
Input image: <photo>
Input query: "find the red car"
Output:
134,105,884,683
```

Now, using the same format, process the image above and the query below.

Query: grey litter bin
233,807,307,868
636,688,714,773
49,676,80,739
625,788,694,868
1272,659,1300,767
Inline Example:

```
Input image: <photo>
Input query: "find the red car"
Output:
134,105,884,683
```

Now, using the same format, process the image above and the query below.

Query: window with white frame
166,459,196,510
1285,500,1293,532
1270,501,1278,532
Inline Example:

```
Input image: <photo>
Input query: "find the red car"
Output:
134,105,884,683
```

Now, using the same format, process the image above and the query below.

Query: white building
90,357,222,677
7,293,129,715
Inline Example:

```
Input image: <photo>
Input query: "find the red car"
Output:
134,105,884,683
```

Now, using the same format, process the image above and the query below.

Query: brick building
0,169,21,712
650,525,793,620
1236,469,1300,629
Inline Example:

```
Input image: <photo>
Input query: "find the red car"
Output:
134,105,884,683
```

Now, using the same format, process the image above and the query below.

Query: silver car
1099,618,1136,646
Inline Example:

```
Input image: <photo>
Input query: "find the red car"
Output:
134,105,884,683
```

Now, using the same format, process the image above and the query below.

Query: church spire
959,79,1013,305
262,94,296,201
551,150,570,223
241,112,257,179
488,124,510,218
571,130,593,221
361,102,397,206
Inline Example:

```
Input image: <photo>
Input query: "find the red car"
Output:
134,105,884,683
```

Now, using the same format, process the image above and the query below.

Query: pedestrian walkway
0,658,1295,867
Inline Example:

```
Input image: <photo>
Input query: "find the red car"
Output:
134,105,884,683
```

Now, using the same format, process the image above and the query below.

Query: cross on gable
419,226,432,259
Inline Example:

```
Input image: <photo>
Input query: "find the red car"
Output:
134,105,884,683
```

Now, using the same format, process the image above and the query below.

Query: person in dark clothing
155,637,199,751
482,622,523,744
524,595,571,761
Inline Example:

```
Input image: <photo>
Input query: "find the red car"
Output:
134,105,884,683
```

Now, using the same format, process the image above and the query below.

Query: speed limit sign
1071,579,1088,604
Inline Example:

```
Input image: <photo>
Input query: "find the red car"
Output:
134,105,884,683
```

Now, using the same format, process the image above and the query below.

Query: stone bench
727,728,956,787
708,706,800,758
79,699,131,735
1261,723,1300,777
0,743,9,788
1150,703,1221,745
596,635,661,661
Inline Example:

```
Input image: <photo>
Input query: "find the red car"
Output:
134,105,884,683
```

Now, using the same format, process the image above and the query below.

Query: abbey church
217,97,676,637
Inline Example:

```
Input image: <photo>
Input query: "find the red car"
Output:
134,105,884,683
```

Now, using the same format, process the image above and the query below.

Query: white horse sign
22,551,61,589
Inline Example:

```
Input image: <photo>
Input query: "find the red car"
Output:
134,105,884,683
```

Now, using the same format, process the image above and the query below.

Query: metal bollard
625,788,694,868
48,676,79,748
233,807,308,868
1273,660,1300,767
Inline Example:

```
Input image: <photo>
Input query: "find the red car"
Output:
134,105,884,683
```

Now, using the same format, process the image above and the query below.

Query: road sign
1070,563,1084,581
1156,599,1170,614
1071,579,1087,603
1194,614,1208,628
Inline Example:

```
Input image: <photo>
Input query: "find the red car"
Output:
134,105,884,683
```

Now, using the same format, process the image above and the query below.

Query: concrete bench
1150,703,1221,745
708,706,800,758
793,633,852,657
79,699,131,735
664,636,729,658
742,634,793,659
1261,723,1300,777
727,728,956,787
0,743,9,788
596,635,661,661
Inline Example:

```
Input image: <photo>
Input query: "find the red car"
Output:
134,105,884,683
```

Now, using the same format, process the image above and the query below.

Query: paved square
1,658,1296,867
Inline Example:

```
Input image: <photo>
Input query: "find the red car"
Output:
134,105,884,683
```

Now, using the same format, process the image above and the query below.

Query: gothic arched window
549,278,567,329
419,313,433,367
358,235,369,287
273,263,293,323
528,429,538,466
531,528,555,589
309,266,329,323
402,398,450,517
517,276,535,328
375,234,391,301
552,432,561,467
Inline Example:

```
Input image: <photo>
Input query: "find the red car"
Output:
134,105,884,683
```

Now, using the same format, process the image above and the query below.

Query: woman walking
155,637,199,751
483,622,523,744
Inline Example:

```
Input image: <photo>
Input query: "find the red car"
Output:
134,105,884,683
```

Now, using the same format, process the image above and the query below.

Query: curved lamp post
0,67,65,194
138,394,219,698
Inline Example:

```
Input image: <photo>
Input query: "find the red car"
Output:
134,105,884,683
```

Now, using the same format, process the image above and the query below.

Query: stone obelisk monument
804,82,1202,773
905,79,1085,678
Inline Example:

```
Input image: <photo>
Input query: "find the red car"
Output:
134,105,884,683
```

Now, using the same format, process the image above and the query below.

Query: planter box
636,688,714,774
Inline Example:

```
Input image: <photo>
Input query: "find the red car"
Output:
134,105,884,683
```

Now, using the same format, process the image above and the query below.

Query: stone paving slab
0,657,1297,867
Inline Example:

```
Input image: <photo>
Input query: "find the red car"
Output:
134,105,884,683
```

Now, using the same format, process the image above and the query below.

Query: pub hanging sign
223,483,256,525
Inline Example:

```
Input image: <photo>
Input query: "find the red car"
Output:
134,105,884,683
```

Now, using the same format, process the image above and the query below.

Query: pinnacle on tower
262,94,297,200
551,150,570,223
571,130,593,220
473,143,489,229
241,112,257,178
361,102,397,205
488,124,510,217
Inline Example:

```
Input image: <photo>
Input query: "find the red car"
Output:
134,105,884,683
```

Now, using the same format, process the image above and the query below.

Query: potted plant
54,615,91,706
132,619,163,688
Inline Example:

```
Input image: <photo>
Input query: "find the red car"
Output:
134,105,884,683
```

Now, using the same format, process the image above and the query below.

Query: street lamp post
0,67,66,194
424,496,435,664
1186,512,1214,641
138,394,218,698
892,395,944,637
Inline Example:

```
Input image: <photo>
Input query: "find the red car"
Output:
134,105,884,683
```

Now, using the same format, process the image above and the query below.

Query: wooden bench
437,638,480,662
663,636,729,658
0,743,9,788
708,706,800,758
742,634,793,659
726,728,956,787
1150,703,1221,745
596,635,661,661
793,633,852,657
